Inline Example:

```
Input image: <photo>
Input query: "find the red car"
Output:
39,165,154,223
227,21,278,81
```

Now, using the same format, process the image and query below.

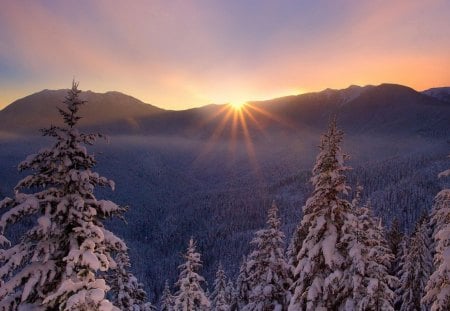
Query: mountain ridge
0,89,164,134
0,83,449,138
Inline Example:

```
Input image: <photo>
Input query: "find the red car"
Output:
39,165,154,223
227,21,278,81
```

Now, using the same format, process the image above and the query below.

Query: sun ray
191,104,230,131
192,107,234,166
245,103,297,130
240,106,266,136
238,107,261,177
229,106,240,161
191,99,291,180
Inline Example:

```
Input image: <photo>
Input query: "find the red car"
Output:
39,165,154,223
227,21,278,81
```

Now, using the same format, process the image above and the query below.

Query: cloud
0,0,449,109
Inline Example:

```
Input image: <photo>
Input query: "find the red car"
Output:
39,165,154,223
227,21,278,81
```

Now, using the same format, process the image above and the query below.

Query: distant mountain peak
422,87,450,103
313,84,375,107
0,89,165,134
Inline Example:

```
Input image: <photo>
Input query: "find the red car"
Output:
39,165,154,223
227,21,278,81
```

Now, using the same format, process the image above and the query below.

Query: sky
0,0,449,110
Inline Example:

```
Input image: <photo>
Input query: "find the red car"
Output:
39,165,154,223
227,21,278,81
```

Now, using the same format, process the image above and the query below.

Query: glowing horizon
1,1,449,110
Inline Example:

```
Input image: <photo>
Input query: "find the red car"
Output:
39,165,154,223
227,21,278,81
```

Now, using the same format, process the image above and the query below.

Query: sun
192,99,292,178
230,102,246,110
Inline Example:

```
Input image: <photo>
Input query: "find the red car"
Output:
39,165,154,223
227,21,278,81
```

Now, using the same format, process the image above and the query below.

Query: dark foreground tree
0,82,141,310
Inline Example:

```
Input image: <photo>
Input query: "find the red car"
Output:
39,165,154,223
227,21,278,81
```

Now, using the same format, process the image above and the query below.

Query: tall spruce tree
423,180,450,311
224,280,235,309
289,119,359,310
243,201,290,311
399,218,433,311
286,223,308,285
353,202,397,310
0,82,132,310
173,238,210,311
234,256,251,310
210,264,229,311
160,280,174,311
109,251,154,310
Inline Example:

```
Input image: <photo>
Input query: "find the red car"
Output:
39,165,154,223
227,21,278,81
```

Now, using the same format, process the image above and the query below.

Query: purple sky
1,0,449,109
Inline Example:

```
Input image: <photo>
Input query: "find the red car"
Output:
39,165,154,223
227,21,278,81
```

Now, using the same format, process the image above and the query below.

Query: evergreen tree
399,218,433,311
225,280,235,308
210,263,229,311
160,280,174,311
423,187,450,311
109,251,154,310
173,238,210,311
0,82,130,310
234,256,251,310
289,119,359,310
386,218,404,277
286,223,308,284
243,201,290,311
394,236,409,310
354,202,397,310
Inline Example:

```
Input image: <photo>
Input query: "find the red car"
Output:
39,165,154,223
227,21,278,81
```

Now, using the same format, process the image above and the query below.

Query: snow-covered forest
0,83,449,310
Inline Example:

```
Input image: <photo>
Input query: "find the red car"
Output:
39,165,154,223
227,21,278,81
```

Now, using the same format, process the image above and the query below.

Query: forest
0,83,449,310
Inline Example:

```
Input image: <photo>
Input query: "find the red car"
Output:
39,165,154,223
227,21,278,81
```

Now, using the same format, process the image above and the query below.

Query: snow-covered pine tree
210,263,229,311
173,238,210,311
399,217,433,311
289,118,359,310
243,201,290,311
224,280,235,308
422,178,450,311
0,81,131,310
109,250,154,310
234,256,251,310
286,222,308,285
353,202,397,310
160,280,175,311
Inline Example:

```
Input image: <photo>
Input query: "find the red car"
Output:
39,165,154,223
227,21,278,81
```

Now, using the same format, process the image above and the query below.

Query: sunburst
192,100,293,179
230,102,246,110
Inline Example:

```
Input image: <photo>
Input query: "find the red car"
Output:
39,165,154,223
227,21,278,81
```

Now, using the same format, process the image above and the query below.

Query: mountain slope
422,87,450,103
0,89,164,134
112,83,449,139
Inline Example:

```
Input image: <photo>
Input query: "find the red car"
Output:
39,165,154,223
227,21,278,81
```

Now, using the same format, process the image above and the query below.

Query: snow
0,82,140,310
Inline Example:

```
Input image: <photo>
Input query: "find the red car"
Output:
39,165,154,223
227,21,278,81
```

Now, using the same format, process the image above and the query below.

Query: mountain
422,87,450,103
225,83,450,138
0,89,164,134
1,83,450,139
